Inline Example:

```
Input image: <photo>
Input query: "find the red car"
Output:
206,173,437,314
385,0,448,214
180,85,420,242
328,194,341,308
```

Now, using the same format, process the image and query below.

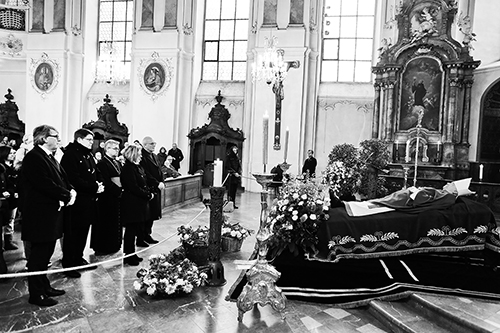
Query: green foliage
358,139,391,198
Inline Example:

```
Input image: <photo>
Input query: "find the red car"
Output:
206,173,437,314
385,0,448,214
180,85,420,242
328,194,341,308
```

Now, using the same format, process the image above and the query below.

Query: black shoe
124,257,140,266
132,255,143,262
45,287,65,297
234,206,239,209
63,270,81,278
136,241,149,247
29,295,58,307
79,259,97,270
145,236,159,244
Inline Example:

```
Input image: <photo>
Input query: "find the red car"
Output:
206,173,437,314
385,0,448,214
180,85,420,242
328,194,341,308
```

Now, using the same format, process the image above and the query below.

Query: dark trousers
144,219,153,238
62,220,91,267
27,240,56,297
123,223,142,254
227,176,238,203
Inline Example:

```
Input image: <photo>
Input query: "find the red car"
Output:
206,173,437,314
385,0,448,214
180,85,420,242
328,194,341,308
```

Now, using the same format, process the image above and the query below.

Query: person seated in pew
161,155,181,180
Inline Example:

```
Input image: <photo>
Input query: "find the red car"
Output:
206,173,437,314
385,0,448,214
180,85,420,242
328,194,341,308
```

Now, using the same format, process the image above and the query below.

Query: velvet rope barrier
0,206,208,279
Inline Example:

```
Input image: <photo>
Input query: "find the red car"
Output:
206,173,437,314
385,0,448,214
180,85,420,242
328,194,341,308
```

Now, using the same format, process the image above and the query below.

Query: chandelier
252,36,289,86
95,42,128,85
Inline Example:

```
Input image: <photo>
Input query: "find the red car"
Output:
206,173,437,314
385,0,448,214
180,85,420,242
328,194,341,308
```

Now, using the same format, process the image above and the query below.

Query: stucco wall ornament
456,12,476,50
29,52,60,98
0,33,22,56
137,51,174,101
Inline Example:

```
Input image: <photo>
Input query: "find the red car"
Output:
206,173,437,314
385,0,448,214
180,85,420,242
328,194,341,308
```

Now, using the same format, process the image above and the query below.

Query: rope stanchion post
207,186,226,286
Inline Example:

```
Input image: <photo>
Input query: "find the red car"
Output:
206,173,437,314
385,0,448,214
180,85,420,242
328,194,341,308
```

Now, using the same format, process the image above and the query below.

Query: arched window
321,0,376,82
98,0,133,80
202,0,249,81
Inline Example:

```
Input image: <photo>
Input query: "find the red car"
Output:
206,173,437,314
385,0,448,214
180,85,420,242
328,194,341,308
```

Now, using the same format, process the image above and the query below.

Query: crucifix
268,49,300,150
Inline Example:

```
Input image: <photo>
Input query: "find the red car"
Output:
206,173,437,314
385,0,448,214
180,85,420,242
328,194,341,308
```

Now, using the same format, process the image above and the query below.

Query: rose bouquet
265,177,330,257
134,249,208,297
177,225,209,246
221,220,254,240
321,160,358,198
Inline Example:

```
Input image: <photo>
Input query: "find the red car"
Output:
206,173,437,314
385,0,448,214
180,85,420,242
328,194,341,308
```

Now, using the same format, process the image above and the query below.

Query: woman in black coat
120,144,152,266
225,145,242,208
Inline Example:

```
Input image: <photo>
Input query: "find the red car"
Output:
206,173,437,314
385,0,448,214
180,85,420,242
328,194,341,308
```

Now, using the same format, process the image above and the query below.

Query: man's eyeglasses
47,134,60,140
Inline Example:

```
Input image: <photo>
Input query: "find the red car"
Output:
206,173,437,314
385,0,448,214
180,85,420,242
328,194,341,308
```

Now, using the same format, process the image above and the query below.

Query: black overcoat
19,146,72,242
120,160,150,225
140,149,163,220
60,142,102,227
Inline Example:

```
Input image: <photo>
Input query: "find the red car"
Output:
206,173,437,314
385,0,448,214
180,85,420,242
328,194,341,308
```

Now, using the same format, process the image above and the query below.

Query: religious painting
399,56,442,131
137,51,174,101
143,63,165,93
34,63,54,91
29,52,60,98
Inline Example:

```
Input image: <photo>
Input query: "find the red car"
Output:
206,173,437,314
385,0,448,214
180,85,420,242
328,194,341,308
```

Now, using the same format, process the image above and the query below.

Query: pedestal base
236,261,286,321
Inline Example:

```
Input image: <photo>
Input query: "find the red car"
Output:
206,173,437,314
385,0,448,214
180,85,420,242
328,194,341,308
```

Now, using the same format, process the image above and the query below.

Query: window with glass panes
203,0,249,81
321,0,375,82
98,0,133,78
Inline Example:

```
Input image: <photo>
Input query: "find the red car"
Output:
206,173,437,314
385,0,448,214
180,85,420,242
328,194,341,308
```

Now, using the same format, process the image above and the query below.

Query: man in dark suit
140,136,164,245
60,128,104,278
19,125,76,306
301,149,317,178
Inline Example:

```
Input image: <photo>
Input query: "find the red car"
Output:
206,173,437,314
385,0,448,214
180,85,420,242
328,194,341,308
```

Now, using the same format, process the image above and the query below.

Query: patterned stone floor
0,189,499,332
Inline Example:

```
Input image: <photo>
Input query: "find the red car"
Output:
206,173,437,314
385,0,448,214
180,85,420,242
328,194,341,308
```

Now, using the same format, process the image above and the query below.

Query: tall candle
263,112,269,166
213,159,223,187
437,141,441,153
284,127,289,162
479,164,484,181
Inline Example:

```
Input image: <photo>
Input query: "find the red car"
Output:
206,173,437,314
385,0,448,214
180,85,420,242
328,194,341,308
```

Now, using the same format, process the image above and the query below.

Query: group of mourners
0,125,184,307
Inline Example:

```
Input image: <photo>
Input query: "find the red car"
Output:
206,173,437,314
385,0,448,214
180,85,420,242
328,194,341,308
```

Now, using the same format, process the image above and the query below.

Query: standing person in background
157,147,168,167
2,146,19,251
302,149,317,178
225,145,242,209
167,143,184,171
140,136,164,245
120,144,152,265
19,125,75,306
91,139,123,255
13,133,33,262
60,129,104,278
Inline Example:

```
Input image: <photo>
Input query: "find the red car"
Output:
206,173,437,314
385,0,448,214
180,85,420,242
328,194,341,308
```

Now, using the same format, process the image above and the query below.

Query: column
461,78,473,144
372,81,381,139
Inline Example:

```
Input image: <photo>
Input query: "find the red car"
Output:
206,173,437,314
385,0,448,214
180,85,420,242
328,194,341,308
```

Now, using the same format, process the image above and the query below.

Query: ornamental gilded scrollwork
137,51,174,101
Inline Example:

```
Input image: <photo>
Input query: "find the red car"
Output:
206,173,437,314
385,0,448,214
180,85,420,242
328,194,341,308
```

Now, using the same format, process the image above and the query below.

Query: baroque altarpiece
372,0,479,180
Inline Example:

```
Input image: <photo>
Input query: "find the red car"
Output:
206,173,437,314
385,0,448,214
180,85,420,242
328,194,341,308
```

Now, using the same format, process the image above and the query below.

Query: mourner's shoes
45,287,65,297
144,236,159,244
29,294,58,307
63,269,81,278
124,257,140,266
79,259,96,270
136,241,149,247
131,255,143,262
234,206,239,209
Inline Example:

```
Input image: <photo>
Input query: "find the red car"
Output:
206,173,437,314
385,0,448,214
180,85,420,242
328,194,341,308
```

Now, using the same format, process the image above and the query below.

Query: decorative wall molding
318,98,373,113
195,97,244,108
137,51,174,101
183,23,193,35
29,52,60,99
0,33,23,56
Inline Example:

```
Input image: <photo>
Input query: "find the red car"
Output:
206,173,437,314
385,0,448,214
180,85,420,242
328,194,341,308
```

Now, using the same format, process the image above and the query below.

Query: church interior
2,0,500,332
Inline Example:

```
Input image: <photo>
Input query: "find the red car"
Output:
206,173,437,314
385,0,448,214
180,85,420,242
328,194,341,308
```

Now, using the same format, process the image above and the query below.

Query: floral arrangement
222,219,254,240
324,143,362,198
177,225,209,247
134,249,208,297
265,177,330,257
321,161,358,198
358,139,391,199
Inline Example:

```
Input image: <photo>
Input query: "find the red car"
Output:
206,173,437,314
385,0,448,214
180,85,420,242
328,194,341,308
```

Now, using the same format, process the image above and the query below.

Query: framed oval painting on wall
137,51,174,101
29,52,60,98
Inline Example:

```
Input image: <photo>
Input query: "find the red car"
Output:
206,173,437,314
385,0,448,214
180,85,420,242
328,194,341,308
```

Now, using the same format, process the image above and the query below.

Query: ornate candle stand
207,186,226,286
236,173,286,322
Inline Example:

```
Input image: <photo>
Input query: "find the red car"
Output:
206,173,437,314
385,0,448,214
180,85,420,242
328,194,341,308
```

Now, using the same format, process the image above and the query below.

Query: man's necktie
50,154,60,171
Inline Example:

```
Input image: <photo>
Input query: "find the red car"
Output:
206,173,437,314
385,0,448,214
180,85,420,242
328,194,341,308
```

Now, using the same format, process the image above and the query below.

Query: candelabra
236,172,286,322
207,186,226,286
